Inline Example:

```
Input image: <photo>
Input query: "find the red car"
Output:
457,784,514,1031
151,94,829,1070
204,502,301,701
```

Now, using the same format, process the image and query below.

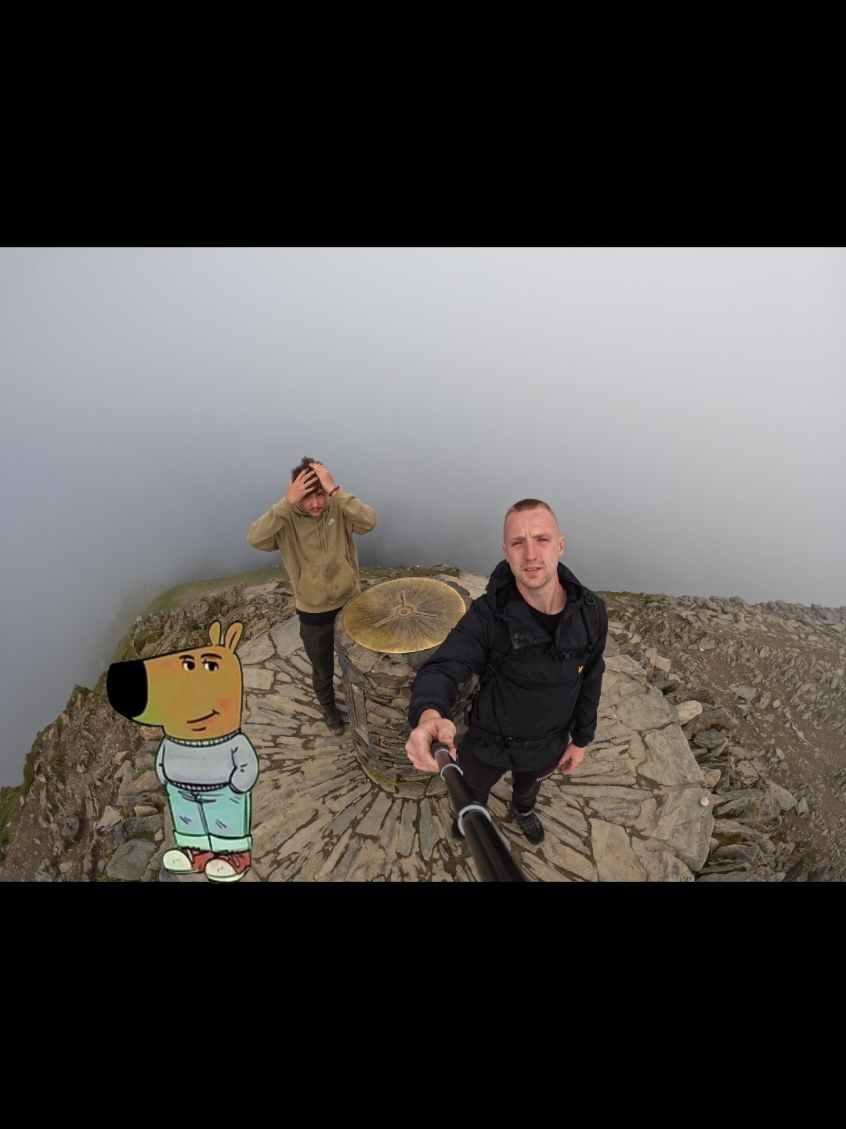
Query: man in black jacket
405,498,607,844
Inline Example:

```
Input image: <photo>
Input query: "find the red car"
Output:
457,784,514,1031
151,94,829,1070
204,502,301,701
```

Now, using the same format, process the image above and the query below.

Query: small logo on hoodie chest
328,518,335,525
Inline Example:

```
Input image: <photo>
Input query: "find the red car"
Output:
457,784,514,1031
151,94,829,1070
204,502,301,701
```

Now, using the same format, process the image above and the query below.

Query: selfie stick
431,741,527,882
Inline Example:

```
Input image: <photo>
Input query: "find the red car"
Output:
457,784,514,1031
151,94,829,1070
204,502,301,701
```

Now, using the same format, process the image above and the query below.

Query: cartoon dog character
106,621,258,882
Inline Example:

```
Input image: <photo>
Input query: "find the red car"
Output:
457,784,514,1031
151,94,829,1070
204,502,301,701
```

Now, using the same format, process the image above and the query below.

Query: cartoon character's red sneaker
204,851,251,883
163,847,215,874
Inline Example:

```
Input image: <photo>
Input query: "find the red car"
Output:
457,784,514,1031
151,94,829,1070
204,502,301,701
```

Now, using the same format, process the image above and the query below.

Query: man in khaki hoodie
247,458,378,732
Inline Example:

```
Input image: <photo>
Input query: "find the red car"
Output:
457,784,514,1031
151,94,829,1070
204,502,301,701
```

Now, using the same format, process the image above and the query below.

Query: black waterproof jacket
408,561,608,770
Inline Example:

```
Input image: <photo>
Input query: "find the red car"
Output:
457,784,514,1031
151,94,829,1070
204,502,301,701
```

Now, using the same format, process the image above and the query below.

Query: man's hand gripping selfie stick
431,742,527,883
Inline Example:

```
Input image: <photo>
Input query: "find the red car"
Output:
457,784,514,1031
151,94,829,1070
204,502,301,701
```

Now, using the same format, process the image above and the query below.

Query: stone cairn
334,577,476,799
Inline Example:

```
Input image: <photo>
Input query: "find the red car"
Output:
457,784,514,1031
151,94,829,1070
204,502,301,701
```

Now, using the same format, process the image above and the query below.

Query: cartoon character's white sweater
155,731,259,792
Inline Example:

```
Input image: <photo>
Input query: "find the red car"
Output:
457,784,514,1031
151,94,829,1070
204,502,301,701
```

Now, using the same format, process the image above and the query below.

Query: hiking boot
162,847,215,874
512,804,545,844
319,702,345,734
204,851,252,883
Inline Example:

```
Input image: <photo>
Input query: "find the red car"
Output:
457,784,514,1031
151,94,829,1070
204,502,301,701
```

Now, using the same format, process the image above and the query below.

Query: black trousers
457,739,563,814
298,620,337,705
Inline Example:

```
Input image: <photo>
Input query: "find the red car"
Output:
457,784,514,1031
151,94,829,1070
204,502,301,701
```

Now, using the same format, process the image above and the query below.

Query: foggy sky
1,247,844,786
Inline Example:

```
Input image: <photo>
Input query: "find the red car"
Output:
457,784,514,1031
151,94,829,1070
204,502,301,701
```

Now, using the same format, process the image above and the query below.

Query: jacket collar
486,561,585,651
485,559,584,607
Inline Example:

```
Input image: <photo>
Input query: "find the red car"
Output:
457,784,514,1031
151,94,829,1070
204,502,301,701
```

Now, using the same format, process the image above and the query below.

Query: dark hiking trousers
298,620,337,706
457,738,564,814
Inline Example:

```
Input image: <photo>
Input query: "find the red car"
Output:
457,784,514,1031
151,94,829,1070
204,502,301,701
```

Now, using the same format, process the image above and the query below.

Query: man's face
502,508,564,592
303,488,327,516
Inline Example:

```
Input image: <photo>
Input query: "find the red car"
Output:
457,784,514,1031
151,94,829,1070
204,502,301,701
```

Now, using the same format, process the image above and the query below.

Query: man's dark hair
291,456,324,497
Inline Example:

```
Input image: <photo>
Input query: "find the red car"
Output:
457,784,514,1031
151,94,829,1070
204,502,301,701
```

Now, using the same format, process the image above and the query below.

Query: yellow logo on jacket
578,665,584,674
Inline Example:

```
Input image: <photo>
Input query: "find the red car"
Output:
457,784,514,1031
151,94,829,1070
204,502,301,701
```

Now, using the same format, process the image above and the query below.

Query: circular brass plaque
344,578,466,654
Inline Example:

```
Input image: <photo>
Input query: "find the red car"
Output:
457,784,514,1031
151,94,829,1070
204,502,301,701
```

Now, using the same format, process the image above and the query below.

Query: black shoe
451,818,465,843
319,702,345,735
512,804,544,844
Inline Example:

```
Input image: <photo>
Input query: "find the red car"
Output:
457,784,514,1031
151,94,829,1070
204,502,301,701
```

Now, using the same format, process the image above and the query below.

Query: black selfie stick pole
431,741,527,882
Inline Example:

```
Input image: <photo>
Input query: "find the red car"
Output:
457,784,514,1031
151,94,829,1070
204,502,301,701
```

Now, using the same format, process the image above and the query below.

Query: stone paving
162,572,713,882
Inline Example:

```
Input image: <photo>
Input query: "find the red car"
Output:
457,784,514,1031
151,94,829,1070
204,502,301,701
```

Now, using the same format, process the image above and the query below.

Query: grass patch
146,566,292,617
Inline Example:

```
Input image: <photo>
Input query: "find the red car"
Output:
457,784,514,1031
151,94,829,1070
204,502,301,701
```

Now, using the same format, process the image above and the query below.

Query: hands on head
405,709,457,773
285,461,336,505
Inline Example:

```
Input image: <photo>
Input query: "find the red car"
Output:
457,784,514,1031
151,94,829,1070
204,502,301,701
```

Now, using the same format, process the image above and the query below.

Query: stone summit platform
159,571,713,882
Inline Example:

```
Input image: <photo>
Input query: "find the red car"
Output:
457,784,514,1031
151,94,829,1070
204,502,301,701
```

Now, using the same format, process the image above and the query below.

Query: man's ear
209,621,222,645
225,622,244,651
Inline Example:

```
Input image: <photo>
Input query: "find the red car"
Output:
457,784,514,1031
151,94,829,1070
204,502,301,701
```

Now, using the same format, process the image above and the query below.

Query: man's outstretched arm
405,603,493,773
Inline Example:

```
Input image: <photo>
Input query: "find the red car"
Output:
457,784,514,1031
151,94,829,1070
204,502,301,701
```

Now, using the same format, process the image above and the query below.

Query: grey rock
693,728,728,749
396,803,416,857
713,842,760,864
418,800,440,861
95,805,123,833
630,838,694,882
237,632,276,664
590,820,648,882
731,685,759,702
711,818,772,844
355,791,392,838
560,785,653,801
328,793,373,837
641,726,705,787
270,617,302,658
697,868,759,882
675,700,704,725
648,788,714,871
670,688,715,705
536,811,591,855
766,780,798,812
61,816,80,842
603,654,649,679
616,688,673,732
113,814,165,847
587,798,644,825
106,839,157,881
146,844,168,872
119,769,161,796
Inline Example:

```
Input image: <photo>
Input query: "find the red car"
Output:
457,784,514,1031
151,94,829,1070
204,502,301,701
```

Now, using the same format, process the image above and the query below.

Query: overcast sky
1,247,844,785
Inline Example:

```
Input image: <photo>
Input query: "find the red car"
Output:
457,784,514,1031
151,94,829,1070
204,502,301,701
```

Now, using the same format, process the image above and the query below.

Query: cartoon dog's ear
225,622,244,652
209,621,223,646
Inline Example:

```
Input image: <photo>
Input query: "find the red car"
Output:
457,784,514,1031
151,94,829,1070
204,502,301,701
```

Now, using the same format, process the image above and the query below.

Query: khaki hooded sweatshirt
247,489,378,614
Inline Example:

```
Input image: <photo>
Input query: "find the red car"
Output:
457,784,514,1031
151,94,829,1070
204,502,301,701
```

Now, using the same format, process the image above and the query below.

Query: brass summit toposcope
343,577,466,653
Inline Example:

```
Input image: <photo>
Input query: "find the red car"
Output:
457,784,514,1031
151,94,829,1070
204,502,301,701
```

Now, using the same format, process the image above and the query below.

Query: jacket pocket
298,560,357,606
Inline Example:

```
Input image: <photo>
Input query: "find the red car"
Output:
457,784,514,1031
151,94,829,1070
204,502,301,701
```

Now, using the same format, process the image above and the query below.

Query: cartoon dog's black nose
107,660,148,720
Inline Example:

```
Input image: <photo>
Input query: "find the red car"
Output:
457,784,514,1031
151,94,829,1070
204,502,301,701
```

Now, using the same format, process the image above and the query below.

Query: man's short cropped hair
291,456,324,497
505,498,558,523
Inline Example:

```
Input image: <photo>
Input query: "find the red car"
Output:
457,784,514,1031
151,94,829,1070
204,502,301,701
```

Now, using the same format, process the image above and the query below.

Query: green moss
49,742,65,774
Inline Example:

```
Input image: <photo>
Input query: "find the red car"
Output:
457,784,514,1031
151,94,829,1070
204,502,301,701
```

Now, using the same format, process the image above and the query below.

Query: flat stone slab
270,616,302,657
148,599,716,883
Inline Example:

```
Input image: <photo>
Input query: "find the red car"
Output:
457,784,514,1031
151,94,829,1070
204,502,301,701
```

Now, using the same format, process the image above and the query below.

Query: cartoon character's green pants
165,783,252,853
